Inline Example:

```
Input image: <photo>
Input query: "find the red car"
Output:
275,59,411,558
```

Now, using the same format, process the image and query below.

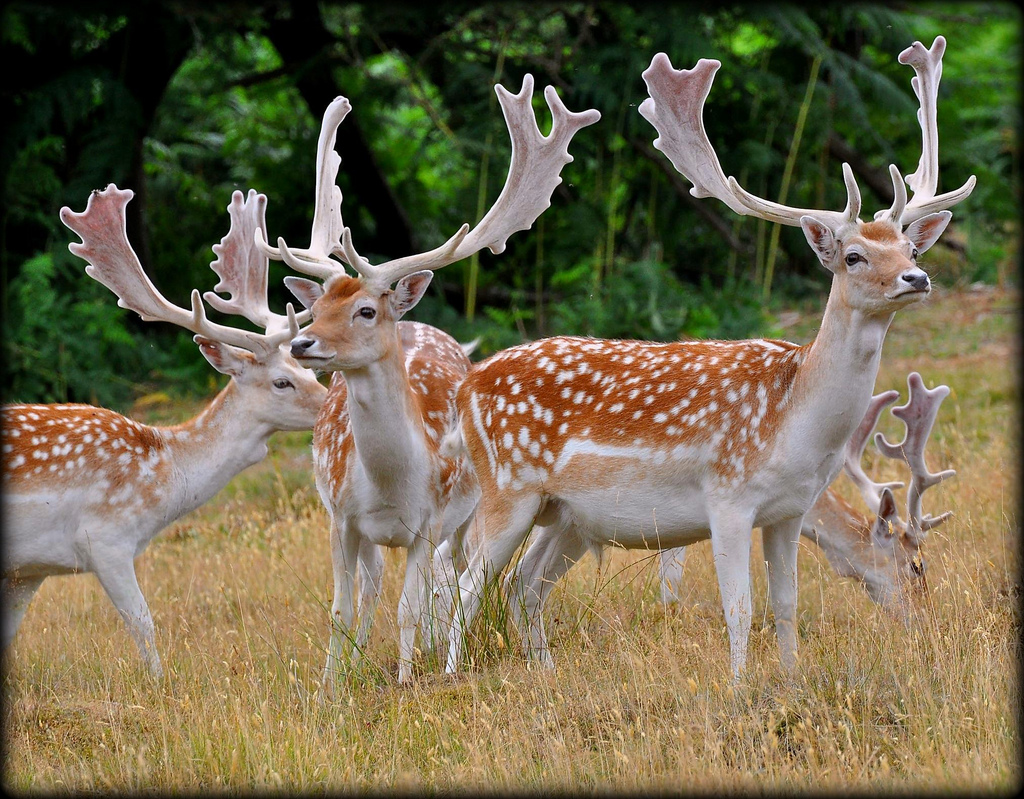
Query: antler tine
60,184,277,358
843,389,903,513
882,36,976,226
255,96,354,282
874,372,956,539
258,301,305,351
362,75,602,291
203,189,312,332
639,53,861,232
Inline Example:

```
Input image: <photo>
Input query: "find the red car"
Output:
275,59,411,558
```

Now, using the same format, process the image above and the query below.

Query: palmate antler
874,372,956,542
843,388,904,510
61,185,302,358
843,372,955,543
638,38,975,233
255,77,602,293
883,36,977,225
203,189,312,336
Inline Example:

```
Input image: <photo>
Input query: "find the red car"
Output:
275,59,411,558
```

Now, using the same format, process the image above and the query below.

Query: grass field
2,284,1018,793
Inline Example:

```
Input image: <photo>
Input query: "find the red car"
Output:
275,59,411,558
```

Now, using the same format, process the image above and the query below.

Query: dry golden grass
2,286,1019,793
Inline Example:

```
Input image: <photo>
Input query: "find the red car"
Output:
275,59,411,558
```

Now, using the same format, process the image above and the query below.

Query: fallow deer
256,81,600,685
658,372,954,611
444,37,972,678
1,187,326,678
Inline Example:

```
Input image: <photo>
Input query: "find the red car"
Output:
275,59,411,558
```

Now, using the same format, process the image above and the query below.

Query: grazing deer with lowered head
658,372,954,611
1,187,326,678
257,82,600,685
444,37,972,679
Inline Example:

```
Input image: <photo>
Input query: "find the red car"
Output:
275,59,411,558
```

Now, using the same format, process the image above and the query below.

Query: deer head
843,372,955,607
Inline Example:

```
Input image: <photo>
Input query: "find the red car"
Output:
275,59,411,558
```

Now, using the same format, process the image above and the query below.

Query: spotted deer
257,81,600,685
444,37,973,678
658,372,954,610
1,186,326,678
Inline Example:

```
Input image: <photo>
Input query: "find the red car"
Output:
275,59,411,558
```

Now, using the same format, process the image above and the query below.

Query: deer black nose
290,337,317,357
901,270,930,291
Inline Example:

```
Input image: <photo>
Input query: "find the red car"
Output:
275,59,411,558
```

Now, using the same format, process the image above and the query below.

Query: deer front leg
423,535,456,655
323,516,360,692
709,508,755,681
762,516,802,672
92,555,162,678
659,547,688,606
2,575,46,652
354,539,384,656
397,535,432,684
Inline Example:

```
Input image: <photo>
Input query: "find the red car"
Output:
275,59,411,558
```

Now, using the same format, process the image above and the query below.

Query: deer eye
911,248,919,260
910,554,925,576
358,307,376,320
273,378,294,390
845,252,862,267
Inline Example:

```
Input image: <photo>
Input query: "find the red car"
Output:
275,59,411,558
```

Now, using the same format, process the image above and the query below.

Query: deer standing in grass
658,371,954,610
257,81,600,685
1,187,326,678
444,37,973,679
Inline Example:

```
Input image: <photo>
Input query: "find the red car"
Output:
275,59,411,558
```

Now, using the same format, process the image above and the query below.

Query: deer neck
341,339,429,488
787,283,894,455
158,381,275,514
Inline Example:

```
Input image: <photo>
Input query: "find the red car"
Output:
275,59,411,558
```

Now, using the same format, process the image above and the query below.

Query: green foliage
2,2,1019,403
3,252,146,408
546,257,774,344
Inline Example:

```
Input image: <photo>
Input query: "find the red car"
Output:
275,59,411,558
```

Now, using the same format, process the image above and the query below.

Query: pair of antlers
60,187,307,358
845,372,955,543
255,77,601,293
638,35,975,232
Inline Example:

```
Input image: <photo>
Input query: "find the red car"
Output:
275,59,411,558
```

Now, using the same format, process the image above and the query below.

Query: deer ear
195,335,256,378
904,210,952,255
284,276,324,310
389,270,434,319
870,487,901,546
800,216,839,272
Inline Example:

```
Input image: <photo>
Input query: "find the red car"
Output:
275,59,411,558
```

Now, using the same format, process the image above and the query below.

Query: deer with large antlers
658,371,954,611
443,37,972,679
1,187,326,677
259,81,600,685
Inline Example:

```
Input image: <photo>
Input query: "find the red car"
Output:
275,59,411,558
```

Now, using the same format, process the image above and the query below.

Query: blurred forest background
1,1,1019,410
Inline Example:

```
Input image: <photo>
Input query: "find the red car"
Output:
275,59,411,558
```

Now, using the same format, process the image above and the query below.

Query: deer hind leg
709,507,755,681
659,547,688,606
445,493,542,675
424,515,473,656
762,516,802,672
2,574,46,652
505,521,588,669
92,556,162,678
323,515,361,692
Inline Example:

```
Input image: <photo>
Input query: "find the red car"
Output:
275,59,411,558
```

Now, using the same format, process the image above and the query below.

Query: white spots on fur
463,335,816,489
